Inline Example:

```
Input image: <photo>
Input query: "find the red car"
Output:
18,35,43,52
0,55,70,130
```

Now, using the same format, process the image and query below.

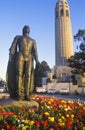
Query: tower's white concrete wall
55,0,74,66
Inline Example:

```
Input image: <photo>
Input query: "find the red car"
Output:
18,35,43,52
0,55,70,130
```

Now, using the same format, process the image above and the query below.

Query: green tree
34,60,51,88
68,29,85,74
40,61,50,77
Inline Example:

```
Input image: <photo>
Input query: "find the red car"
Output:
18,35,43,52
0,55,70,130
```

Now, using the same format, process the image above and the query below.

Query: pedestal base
0,97,39,108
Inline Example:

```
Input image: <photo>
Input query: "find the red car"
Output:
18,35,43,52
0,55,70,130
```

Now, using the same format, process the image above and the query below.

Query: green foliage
74,29,85,41
40,61,50,77
68,29,85,75
68,52,85,74
34,60,51,87
74,29,85,52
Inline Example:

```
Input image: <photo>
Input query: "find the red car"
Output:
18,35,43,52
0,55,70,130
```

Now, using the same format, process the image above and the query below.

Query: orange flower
6,125,10,129
66,119,72,128
41,120,48,127
11,126,15,130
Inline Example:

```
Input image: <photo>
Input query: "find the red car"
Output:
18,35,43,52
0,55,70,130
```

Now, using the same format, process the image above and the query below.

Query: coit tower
55,0,74,66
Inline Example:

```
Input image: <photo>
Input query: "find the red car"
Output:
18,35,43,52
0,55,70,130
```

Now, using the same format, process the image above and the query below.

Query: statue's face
23,25,30,34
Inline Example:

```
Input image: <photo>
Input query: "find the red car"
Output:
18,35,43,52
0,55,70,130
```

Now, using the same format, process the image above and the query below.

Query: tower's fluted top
56,0,68,6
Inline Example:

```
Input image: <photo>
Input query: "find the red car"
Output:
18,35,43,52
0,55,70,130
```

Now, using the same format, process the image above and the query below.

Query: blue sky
0,0,85,80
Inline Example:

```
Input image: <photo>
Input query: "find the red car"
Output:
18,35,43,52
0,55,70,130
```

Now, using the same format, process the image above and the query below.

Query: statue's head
23,25,30,35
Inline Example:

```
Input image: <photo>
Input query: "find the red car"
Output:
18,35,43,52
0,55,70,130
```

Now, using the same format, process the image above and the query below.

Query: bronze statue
6,25,39,101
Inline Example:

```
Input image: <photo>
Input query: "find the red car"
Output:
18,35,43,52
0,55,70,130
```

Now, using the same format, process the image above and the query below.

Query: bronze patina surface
6,25,40,101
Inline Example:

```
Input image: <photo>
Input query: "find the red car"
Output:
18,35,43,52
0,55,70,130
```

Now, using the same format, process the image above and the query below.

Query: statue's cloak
6,53,18,98
6,52,34,98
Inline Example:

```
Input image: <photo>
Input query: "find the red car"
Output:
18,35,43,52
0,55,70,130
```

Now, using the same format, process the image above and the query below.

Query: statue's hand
36,61,40,66
9,54,13,62
35,61,41,70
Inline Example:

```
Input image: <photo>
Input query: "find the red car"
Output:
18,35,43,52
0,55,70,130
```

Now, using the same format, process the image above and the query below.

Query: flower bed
0,95,85,130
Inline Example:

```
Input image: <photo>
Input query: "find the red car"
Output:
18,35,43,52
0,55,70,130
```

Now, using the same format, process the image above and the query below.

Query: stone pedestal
0,98,39,108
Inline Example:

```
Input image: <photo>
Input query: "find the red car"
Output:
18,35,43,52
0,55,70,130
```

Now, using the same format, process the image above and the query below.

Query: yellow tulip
59,122,65,126
58,118,62,123
30,120,35,126
82,127,85,130
71,114,74,118
48,117,54,122
24,120,29,124
61,116,66,121
22,126,28,130
66,114,69,117
44,112,50,116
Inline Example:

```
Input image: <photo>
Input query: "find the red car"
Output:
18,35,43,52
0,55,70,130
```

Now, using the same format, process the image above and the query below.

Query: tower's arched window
66,10,69,17
60,9,64,16
56,11,58,18
65,2,67,5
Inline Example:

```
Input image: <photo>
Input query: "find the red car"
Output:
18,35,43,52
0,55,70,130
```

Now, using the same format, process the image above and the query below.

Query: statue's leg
16,59,24,100
30,69,34,95
29,60,34,95
24,61,31,100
